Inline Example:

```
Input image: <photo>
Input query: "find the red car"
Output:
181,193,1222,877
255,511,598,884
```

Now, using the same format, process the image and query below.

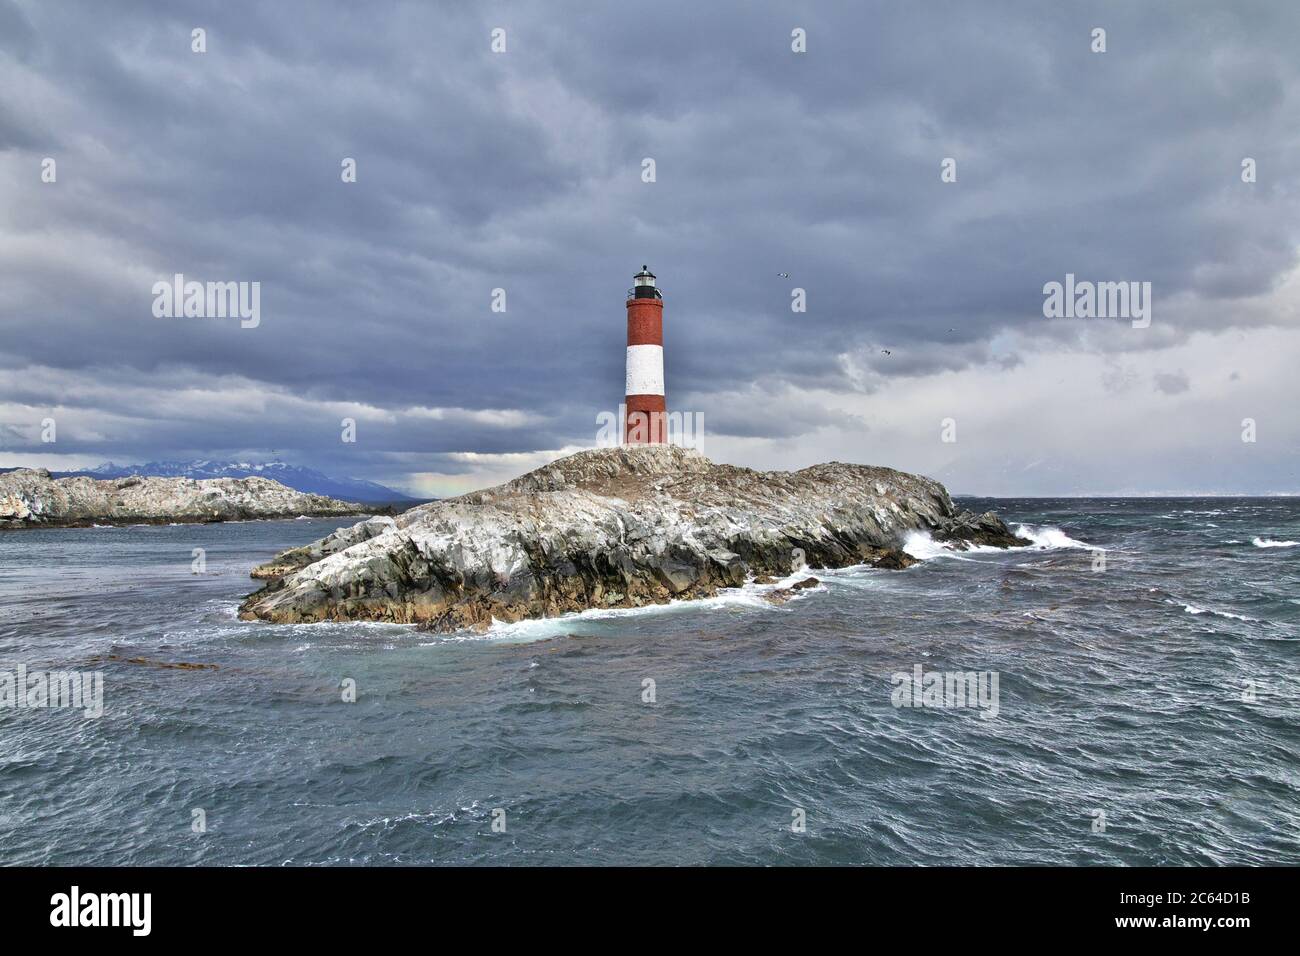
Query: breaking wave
1164,598,1260,623
1252,537,1297,548
1012,524,1092,550
903,524,1091,560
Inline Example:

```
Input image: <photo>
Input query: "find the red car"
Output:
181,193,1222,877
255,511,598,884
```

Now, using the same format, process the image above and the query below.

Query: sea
1,498,1296,865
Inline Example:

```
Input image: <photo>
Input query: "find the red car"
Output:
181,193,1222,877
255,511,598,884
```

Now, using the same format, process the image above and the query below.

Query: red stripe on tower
625,265,667,444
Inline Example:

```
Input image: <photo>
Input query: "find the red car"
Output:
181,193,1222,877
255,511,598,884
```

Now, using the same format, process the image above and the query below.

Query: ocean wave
1252,537,1297,548
347,801,483,832
1164,598,1260,623
903,524,1091,560
902,531,993,560
1013,524,1092,550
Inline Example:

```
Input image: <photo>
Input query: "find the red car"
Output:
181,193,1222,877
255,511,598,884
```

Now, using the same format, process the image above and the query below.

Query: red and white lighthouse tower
625,265,667,444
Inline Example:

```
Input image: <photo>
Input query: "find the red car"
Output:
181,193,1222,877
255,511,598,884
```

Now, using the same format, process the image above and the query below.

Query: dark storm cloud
1,0,1297,481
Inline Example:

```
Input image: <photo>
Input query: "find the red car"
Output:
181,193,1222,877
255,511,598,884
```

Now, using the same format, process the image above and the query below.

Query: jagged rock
239,445,1028,632
872,549,919,570
0,468,370,529
931,509,1029,549
249,516,397,578
765,576,822,605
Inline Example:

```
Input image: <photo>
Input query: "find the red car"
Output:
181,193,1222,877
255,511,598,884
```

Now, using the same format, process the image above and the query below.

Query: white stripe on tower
625,344,664,396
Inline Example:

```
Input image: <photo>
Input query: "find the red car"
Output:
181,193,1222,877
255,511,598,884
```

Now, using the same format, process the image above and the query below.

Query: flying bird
881,349,891,356
777,272,789,278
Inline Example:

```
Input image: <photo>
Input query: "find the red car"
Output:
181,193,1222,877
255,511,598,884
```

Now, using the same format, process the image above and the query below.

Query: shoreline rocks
930,509,1029,549
764,576,822,605
239,445,1029,633
0,468,371,529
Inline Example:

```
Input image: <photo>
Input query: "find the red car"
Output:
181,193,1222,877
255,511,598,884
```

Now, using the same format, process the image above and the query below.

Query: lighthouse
625,265,668,444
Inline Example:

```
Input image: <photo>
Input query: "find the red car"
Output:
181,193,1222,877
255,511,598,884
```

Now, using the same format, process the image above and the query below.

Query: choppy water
1,499,1297,865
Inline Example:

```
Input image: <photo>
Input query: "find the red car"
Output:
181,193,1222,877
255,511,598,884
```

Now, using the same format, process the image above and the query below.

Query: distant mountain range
25,460,415,503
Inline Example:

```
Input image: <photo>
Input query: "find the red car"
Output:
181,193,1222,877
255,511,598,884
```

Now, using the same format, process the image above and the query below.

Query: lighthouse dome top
630,265,662,299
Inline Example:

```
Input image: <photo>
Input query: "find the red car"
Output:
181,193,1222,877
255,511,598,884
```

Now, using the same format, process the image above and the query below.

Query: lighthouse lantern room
631,265,662,298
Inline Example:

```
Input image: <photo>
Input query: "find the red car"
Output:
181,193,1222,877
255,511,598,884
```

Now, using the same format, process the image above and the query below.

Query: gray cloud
1,0,1297,493
1154,370,1191,394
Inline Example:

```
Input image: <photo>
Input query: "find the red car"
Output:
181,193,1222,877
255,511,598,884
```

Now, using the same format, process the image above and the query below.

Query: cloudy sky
1,0,1297,496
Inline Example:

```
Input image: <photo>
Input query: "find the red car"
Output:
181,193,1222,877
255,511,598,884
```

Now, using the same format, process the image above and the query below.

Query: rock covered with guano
239,445,1028,632
0,468,369,529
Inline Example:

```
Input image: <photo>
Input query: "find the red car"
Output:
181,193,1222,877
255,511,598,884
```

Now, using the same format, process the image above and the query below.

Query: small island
239,445,1029,632
0,468,370,529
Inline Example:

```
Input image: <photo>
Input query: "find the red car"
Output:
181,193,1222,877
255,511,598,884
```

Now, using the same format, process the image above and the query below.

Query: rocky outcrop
931,509,1027,549
764,576,822,605
240,445,1028,632
0,468,370,529
249,515,398,578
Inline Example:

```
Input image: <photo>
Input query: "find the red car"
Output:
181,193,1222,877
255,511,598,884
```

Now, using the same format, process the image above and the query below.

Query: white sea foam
350,801,482,831
902,532,988,560
477,568,823,643
1164,598,1259,623
903,524,1091,561
813,564,891,589
1252,537,1297,548
1013,524,1092,550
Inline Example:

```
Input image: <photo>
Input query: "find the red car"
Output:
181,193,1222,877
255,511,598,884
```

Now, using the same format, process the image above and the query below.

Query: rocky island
0,468,370,529
239,445,1028,632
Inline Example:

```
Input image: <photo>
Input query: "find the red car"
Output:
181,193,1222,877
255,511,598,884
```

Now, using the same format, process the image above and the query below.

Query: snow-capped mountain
56,460,415,503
